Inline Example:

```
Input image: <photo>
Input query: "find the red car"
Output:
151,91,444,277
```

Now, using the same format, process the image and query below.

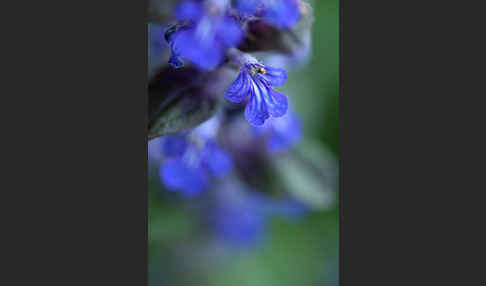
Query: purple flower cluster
154,118,233,197
162,0,305,126
168,0,243,70
161,139,232,197
148,0,315,247
208,184,308,247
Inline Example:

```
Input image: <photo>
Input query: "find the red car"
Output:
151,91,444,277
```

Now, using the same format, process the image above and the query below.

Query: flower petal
226,70,251,103
212,203,266,246
236,0,261,16
175,1,203,21
168,33,184,68
160,158,208,197
245,83,270,126
175,29,223,70
258,66,287,86
267,112,301,154
202,142,233,177
263,0,300,29
217,16,243,48
168,53,184,68
263,86,288,118
162,135,187,157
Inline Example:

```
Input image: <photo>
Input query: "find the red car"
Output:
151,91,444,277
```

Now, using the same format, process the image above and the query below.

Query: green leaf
148,66,234,140
272,140,337,209
149,90,219,139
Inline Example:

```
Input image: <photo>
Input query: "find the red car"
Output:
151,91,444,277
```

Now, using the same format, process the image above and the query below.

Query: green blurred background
149,0,339,285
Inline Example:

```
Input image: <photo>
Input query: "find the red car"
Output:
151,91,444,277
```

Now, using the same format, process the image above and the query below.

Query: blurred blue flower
158,119,233,197
161,134,188,157
254,108,302,154
167,0,243,70
226,63,288,126
210,186,308,247
212,200,267,246
201,141,233,177
161,152,209,197
148,133,189,163
210,188,267,246
235,0,300,29
266,111,301,153
160,138,232,197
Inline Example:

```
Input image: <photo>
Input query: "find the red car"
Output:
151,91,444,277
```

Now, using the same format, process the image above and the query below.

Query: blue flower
159,133,233,197
167,1,243,70
161,134,188,157
148,134,188,162
266,111,301,153
235,0,300,29
212,203,266,246
161,155,208,197
211,192,267,246
210,187,308,247
200,141,233,177
253,108,302,154
226,62,288,126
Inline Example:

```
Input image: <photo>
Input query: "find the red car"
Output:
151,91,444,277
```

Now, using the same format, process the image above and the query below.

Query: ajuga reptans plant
148,0,336,248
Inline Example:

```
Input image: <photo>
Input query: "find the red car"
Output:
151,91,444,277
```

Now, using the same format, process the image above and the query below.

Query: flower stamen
250,66,267,76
